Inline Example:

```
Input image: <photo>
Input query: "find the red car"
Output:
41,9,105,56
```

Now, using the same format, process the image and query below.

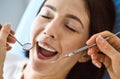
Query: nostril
50,35,54,38
43,32,46,35
43,32,55,39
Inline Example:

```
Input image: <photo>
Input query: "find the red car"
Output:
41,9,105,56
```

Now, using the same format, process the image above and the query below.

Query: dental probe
51,31,120,63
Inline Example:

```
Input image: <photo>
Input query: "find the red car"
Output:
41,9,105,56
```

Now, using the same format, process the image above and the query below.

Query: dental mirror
51,31,120,63
22,43,33,51
0,24,32,51
9,33,32,51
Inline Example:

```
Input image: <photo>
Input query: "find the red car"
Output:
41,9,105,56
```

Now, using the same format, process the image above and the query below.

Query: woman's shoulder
3,53,28,79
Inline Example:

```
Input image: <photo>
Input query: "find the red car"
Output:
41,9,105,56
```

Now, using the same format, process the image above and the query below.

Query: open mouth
36,42,58,60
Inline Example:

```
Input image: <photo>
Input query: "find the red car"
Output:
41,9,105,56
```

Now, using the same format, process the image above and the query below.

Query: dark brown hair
87,0,116,36
27,0,116,79
66,0,116,79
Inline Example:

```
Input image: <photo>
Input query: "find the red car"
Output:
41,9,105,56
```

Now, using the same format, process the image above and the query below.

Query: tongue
40,48,56,57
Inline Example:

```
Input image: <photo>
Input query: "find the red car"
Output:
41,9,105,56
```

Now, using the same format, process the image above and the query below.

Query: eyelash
40,15,51,19
40,14,77,32
65,24,76,32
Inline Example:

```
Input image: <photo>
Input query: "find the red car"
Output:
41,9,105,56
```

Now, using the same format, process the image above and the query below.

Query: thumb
0,24,11,60
0,24,11,41
96,35,119,59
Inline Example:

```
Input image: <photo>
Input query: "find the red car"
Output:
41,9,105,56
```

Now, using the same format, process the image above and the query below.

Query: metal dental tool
0,24,32,51
51,31,120,63
9,33,32,51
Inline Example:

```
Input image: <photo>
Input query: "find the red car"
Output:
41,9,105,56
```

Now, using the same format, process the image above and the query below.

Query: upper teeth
38,42,57,52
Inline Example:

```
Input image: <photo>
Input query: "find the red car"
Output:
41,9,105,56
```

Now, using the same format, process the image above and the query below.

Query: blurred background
0,0,30,30
0,0,44,56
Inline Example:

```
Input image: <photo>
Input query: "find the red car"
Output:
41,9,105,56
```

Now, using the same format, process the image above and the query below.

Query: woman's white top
3,53,28,79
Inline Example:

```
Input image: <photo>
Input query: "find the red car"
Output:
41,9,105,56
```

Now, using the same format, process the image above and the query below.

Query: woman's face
29,0,90,76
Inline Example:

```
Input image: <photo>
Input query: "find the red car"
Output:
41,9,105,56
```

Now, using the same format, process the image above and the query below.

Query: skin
0,24,16,79
86,31,120,79
23,0,90,79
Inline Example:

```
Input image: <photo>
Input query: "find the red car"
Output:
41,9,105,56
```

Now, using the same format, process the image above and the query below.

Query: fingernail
95,63,102,68
87,48,93,55
98,35,105,44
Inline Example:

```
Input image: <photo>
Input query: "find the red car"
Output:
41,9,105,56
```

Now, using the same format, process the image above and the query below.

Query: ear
78,51,91,62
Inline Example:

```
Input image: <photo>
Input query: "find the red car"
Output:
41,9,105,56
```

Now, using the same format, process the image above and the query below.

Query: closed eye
65,24,76,32
40,15,52,19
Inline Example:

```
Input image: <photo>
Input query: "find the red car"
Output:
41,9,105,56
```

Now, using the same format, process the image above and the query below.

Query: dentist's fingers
91,53,102,68
0,24,16,44
91,35,120,68
87,47,102,68
7,29,16,43
96,35,120,60
88,51,101,68
7,36,16,43
0,24,11,43
87,47,99,56
90,51,111,68
6,43,12,51
86,31,120,69
87,31,120,59
0,24,11,63
0,24,15,34
86,31,113,45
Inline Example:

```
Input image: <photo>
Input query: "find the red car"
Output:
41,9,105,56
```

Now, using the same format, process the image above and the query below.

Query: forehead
45,0,88,13
44,0,90,28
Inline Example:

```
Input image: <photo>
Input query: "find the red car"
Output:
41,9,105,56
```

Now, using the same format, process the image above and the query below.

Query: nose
43,22,58,40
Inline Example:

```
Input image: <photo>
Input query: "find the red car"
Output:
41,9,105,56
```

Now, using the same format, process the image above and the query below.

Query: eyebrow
44,4,84,28
44,4,56,11
66,15,84,28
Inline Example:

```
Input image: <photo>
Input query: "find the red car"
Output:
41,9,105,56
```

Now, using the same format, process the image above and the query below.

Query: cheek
61,36,87,55
30,24,43,43
61,28,89,55
30,24,37,43
30,16,46,42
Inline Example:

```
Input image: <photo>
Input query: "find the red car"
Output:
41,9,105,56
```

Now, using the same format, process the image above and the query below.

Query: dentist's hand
86,31,120,79
0,24,16,78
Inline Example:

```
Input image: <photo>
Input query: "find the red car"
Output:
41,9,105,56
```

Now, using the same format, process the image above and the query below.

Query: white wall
0,0,30,30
